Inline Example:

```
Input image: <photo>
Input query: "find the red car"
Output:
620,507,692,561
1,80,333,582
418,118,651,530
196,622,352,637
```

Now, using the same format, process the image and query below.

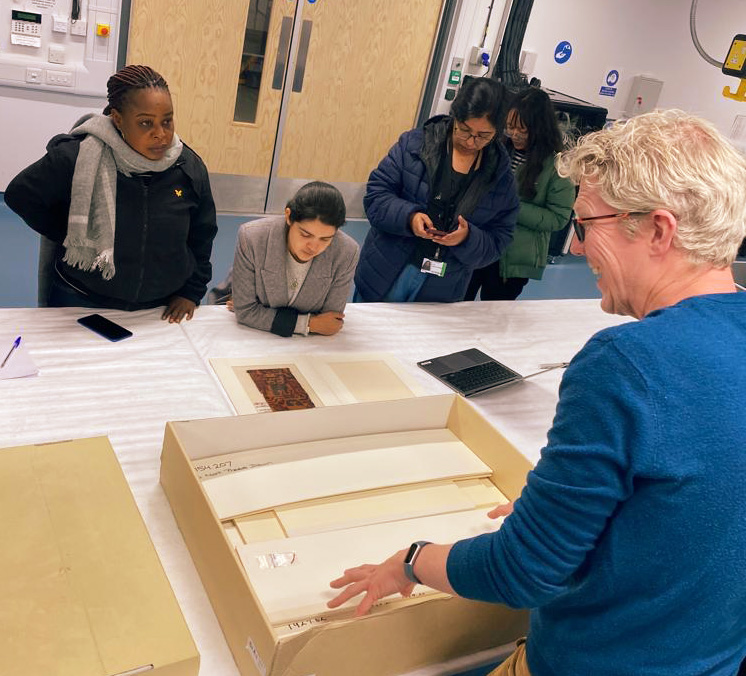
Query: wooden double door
128,0,444,216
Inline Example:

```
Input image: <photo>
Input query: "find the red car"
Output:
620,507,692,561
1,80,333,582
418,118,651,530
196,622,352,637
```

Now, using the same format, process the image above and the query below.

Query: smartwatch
403,540,432,584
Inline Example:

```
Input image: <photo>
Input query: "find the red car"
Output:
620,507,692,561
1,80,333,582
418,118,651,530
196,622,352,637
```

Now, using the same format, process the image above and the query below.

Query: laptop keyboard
441,361,518,393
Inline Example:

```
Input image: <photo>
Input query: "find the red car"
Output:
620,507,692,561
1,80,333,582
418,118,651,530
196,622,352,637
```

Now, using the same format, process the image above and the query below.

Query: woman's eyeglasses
504,127,529,141
453,122,495,146
571,212,649,242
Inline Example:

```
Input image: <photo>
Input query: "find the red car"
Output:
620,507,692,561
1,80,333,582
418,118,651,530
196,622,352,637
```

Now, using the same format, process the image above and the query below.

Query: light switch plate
48,44,65,64
70,18,87,36
52,15,68,33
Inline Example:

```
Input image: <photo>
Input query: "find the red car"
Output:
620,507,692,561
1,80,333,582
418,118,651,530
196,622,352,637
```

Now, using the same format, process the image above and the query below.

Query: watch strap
403,540,432,585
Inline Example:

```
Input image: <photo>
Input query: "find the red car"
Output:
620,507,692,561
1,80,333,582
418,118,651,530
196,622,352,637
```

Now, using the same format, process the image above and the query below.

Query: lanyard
429,141,480,260
432,140,479,208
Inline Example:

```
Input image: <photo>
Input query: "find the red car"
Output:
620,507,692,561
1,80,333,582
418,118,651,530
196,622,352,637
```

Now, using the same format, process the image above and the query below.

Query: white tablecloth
0,300,629,676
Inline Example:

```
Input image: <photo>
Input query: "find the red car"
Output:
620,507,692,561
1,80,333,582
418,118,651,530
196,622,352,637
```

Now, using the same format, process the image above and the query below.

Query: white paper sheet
193,429,450,480
202,429,492,520
276,482,475,537
236,507,504,624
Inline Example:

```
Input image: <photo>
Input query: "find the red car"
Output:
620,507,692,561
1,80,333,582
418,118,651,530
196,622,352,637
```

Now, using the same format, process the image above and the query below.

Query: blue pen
1,336,21,368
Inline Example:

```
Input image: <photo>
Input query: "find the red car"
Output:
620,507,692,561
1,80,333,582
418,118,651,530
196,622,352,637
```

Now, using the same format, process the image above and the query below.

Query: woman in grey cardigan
231,182,359,337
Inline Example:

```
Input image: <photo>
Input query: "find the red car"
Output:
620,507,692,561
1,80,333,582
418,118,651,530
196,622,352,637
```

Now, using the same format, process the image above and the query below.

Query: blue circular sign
606,69,619,86
554,41,572,64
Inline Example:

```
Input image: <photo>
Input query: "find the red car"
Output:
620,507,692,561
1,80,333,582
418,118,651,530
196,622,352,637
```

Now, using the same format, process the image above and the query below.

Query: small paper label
193,459,272,480
285,616,327,632
30,0,56,10
256,551,297,569
246,637,267,676
253,401,272,414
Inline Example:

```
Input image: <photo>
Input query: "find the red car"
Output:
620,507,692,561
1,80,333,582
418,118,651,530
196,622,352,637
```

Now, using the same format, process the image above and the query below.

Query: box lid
0,437,198,676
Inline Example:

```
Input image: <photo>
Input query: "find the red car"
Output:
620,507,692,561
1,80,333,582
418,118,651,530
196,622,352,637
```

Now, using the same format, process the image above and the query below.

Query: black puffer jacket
5,133,217,309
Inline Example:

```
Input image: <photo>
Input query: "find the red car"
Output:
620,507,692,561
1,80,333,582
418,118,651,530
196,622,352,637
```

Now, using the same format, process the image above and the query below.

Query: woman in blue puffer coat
354,77,519,303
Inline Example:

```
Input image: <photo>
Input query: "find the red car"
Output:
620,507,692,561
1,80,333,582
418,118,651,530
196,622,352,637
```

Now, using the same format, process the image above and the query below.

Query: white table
0,301,629,676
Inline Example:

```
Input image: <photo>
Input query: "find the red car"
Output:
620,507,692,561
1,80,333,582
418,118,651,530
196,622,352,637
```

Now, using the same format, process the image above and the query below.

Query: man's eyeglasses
571,212,648,242
453,122,495,146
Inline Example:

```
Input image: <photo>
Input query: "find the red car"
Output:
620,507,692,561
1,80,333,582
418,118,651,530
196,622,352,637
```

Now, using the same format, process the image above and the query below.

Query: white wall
2,0,744,191
0,0,122,189
432,0,511,116
520,0,745,138
0,87,104,189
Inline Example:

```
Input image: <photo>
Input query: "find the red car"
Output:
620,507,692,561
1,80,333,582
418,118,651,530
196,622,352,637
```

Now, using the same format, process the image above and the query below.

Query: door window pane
234,0,273,123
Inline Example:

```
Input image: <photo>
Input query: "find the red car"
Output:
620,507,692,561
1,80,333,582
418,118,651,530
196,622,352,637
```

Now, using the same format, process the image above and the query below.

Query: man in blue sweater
328,110,746,676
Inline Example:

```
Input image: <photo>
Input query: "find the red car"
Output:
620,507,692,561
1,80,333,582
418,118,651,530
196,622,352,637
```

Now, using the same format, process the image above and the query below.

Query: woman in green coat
465,87,575,300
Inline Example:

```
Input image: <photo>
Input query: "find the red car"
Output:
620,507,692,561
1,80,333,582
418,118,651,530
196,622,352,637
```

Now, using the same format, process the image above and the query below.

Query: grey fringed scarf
63,114,183,279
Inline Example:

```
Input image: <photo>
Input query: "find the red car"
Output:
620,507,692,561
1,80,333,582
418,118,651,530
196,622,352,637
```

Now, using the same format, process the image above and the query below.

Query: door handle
291,20,313,93
272,16,293,90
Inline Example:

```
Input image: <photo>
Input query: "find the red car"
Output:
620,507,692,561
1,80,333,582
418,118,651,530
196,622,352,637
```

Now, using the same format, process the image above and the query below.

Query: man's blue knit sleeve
446,333,656,608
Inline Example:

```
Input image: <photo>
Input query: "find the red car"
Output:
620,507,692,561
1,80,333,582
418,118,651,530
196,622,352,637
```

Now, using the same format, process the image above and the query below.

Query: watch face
405,542,420,563
403,543,422,584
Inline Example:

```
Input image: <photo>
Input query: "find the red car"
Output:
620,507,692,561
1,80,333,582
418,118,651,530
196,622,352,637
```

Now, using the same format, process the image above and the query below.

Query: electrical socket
46,70,73,87
469,46,491,66
25,67,43,84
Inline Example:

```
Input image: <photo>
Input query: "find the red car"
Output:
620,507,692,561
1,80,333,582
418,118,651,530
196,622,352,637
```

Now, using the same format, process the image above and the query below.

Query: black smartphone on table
77,314,133,342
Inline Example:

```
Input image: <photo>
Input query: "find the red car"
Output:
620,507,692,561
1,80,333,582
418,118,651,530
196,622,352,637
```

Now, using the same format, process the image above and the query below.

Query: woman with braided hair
5,64,217,322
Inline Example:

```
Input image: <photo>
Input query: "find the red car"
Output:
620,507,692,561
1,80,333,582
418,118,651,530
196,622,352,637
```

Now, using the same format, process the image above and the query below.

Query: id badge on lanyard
421,255,446,276
422,139,478,276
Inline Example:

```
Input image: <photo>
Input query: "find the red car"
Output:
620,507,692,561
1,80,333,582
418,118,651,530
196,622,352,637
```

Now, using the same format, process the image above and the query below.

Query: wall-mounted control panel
11,10,42,47
0,0,122,96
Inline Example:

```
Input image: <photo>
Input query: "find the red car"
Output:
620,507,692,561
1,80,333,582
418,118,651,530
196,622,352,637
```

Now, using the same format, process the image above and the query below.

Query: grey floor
0,194,601,306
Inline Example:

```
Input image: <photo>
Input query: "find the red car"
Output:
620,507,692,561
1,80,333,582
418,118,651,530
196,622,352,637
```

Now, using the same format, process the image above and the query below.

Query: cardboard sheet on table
236,507,504,624
202,429,492,520
0,437,197,676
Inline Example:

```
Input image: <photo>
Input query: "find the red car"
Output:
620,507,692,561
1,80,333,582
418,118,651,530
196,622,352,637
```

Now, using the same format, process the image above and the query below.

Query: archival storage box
0,436,199,676
160,394,532,676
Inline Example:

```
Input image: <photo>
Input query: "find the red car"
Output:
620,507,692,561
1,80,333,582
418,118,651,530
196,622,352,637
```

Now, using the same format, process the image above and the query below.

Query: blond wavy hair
556,109,746,267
